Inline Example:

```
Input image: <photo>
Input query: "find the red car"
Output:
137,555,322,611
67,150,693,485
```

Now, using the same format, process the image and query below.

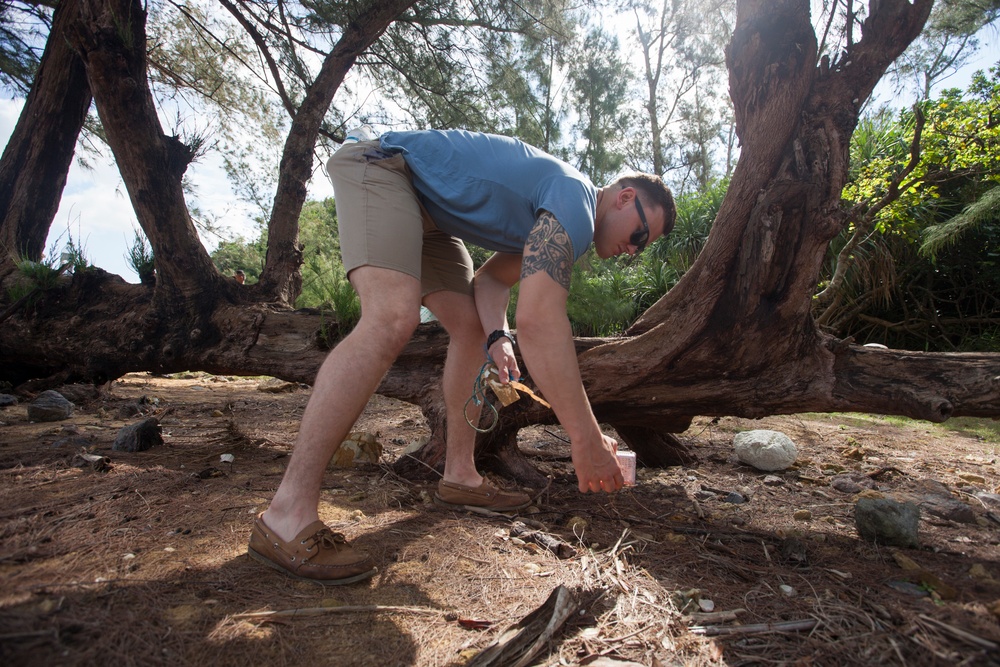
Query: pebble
763,475,784,486
958,472,986,485
793,509,812,521
779,585,796,597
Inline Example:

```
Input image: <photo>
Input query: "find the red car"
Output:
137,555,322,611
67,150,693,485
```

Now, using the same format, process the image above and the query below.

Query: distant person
249,129,675,585
234,270,246,284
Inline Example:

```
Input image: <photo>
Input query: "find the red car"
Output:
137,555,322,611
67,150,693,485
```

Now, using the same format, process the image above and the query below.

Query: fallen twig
917,614,999,651
461,506,547,530
689,618,818,636
233,604,443,620
687,609,746,624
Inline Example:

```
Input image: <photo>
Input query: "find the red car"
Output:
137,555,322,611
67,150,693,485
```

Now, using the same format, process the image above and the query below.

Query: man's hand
487,338,520,383
572,433,624,493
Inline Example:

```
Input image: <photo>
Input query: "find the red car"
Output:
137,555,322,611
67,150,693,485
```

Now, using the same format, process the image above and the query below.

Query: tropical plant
817,66,1000,350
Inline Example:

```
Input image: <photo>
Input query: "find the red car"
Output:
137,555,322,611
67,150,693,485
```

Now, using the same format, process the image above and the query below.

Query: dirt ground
1,373,999,667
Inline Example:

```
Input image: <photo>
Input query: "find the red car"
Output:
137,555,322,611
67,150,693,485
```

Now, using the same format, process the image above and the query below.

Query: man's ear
617,186,635,208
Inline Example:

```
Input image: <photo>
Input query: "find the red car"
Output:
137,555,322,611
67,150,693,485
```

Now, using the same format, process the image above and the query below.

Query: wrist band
486,329,515,349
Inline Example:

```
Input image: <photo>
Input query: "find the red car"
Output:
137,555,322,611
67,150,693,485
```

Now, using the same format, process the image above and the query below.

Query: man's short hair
612,173,676,238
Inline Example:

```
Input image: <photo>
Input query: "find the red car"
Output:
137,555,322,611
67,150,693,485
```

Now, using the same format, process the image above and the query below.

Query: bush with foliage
819,66,1000,351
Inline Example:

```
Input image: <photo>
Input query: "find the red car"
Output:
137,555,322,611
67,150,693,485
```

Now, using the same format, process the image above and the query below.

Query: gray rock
919,494,976,524
855,497,920,548
56,383,99,404
831,475,862,494
0,393,18,407
912,478,976,524
831,474,875,494
112,418,162,452
27,390,74,422
975,493,1000,509
723,492,747,504
734,430,798,471
763,475,784,486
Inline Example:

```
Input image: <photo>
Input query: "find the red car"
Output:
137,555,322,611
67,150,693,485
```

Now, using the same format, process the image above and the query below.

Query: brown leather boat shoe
434,479,531,512
248,513,377,585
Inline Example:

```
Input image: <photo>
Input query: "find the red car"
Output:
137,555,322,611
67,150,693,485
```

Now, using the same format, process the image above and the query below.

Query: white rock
733,430,798,471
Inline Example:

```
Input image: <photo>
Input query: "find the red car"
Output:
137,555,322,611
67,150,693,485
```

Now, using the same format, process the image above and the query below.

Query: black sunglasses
630,196,650,255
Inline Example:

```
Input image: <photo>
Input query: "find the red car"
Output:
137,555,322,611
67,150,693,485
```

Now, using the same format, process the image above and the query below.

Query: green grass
801,412,1000,444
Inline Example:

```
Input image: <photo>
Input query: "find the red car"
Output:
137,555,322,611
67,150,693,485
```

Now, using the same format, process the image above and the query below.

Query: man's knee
359,307,421,352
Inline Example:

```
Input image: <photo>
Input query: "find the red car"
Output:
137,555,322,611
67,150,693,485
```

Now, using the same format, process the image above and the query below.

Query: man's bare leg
423,289,486,488
263,267,421,543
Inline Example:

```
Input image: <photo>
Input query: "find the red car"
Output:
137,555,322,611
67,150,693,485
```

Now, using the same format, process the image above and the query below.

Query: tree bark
0,0,92,278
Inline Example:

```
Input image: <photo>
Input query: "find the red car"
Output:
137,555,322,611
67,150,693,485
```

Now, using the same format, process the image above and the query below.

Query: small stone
723,492,747,504
958,472,987,485
763,475,784,486
0,393,19,408
779,584,796,597
211,409,225,417
733,430,798,471
112,417,163,452
257,378,298,393
842,446,866,460
697,599,715,612
855,497,920,548
27,390,74,422
567,516,588,533
793,509,812,521
831,476,863,494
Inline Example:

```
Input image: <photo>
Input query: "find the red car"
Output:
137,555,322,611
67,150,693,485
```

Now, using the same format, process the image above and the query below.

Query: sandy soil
1,373,999,666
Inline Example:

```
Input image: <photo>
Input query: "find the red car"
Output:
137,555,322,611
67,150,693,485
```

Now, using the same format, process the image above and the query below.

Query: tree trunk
68,0,221,301
0,0,92,278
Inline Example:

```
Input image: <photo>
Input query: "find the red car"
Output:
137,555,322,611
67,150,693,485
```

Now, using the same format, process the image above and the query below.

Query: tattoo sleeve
521,211,573,290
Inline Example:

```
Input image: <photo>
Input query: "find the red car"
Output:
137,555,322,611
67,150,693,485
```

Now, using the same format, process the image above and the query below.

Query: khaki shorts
326,141,474,297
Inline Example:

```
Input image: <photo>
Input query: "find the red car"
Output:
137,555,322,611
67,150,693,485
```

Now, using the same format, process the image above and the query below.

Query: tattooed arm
516,211,624,494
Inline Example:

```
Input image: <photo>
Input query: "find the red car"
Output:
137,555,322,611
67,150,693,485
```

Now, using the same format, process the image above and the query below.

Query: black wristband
486,329,515,349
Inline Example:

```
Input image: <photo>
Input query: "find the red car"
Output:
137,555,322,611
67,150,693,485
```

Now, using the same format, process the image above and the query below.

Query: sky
1,21,998,283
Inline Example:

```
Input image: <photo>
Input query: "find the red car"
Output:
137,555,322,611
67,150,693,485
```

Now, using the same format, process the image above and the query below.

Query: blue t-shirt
379,130,597,262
